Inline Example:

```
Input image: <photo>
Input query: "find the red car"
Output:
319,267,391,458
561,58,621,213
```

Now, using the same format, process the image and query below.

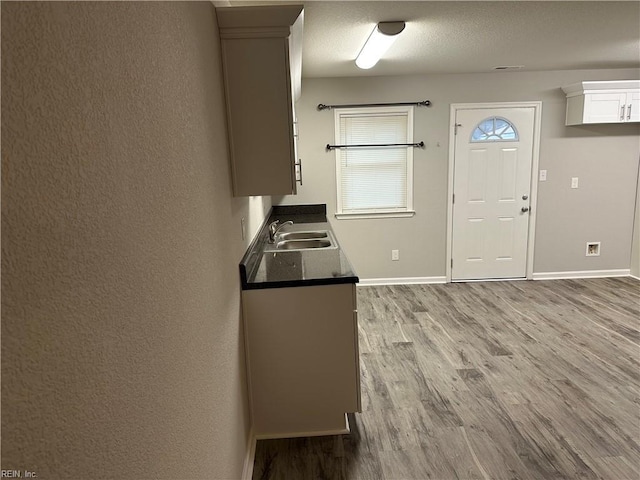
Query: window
334,106,414,219
470,116,518,142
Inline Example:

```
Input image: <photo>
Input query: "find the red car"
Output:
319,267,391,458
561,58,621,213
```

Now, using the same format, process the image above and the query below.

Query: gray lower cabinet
242,283,361,438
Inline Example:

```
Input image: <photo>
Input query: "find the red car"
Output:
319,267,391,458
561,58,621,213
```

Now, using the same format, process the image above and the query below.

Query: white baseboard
532,269,631,281
358,276,447,286
452,277,527,283
241,429,256,480
358,272,635,285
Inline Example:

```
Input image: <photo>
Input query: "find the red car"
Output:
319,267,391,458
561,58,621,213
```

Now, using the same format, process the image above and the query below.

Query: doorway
446,102,542,282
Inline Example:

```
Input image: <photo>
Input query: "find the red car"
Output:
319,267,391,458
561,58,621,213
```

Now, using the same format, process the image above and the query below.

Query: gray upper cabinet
217,5,303,197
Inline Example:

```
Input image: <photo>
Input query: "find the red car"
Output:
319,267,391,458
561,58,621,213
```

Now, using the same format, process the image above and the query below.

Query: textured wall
1,2,269,478
277,69,640,279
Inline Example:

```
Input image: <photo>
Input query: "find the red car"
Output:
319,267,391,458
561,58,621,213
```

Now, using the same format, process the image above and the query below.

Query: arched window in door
470,116,519,142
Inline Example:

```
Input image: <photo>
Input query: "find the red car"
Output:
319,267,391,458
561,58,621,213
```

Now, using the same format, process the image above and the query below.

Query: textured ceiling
222,1,640,78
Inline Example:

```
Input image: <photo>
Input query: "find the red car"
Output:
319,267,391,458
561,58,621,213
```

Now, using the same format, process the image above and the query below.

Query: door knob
521,206,530,213
522,195,528,200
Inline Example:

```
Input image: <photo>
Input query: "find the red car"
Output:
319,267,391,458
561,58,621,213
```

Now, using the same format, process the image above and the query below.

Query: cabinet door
221,38,296,196
243,283,360,436
626,91,640,122
583,93,628,123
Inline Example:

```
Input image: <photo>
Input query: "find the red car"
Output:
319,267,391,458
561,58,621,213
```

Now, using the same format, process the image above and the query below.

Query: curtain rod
317,100,431,111
326,141,425,151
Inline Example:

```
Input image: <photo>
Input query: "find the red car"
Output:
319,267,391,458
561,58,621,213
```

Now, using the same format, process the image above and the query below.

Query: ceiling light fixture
493,65,525,71
355,21,406,70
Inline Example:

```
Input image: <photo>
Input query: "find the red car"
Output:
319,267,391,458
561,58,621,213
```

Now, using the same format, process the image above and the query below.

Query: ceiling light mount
355,21,406,70
493,65,525,71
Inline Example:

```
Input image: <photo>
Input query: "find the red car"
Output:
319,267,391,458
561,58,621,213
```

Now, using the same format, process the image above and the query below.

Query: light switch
539,170,547,181
571,177,579,189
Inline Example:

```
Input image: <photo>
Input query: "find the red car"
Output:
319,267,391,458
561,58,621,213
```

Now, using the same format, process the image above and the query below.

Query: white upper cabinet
562,80,640,125
217,5,303,196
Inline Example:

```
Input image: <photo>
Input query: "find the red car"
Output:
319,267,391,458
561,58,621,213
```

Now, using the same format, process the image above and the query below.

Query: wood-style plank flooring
252,278,640,480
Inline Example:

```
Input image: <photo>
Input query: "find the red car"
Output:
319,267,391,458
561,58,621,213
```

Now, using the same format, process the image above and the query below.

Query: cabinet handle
628,104,632,121
621,105,626,121
295,159,303,186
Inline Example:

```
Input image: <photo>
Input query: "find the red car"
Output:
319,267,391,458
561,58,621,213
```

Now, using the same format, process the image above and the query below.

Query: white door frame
446,101,542,282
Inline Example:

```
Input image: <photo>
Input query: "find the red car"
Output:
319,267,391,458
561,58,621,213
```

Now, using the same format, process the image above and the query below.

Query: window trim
334,105,415,219
470,116,519,143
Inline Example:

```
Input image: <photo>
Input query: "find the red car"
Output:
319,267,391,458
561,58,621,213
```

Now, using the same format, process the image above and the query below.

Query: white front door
451,106,536,281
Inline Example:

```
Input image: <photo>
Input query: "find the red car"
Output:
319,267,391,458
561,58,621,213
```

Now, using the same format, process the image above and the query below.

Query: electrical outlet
586,242,600,256
539,169,547,181
571,177,579,189
391,250,400,261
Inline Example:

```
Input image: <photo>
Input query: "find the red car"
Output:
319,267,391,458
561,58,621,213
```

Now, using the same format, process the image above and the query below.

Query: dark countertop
240,204,359,290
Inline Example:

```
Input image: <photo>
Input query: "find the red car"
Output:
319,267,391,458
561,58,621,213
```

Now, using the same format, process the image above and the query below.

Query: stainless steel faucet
268,220,293,243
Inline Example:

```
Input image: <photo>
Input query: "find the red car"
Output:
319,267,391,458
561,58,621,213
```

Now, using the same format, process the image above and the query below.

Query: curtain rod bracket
317,100,430,111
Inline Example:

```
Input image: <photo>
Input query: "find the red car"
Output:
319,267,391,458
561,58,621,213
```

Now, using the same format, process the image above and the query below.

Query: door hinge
452,193,455,204
451,258,453,268
454,123,462,135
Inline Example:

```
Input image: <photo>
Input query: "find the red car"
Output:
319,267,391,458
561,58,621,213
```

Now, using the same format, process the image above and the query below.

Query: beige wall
277,69,640,280
1,2,269,478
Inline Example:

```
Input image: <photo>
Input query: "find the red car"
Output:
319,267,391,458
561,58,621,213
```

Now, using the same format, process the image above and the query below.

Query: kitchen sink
264,230,337,252
277,231,329,241
275,239,332,250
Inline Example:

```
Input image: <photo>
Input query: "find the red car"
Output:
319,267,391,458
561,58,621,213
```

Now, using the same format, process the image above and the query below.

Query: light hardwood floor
252,278,640,480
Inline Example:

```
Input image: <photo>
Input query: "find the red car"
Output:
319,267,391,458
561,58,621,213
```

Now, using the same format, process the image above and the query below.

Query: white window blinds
335,107,414,216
